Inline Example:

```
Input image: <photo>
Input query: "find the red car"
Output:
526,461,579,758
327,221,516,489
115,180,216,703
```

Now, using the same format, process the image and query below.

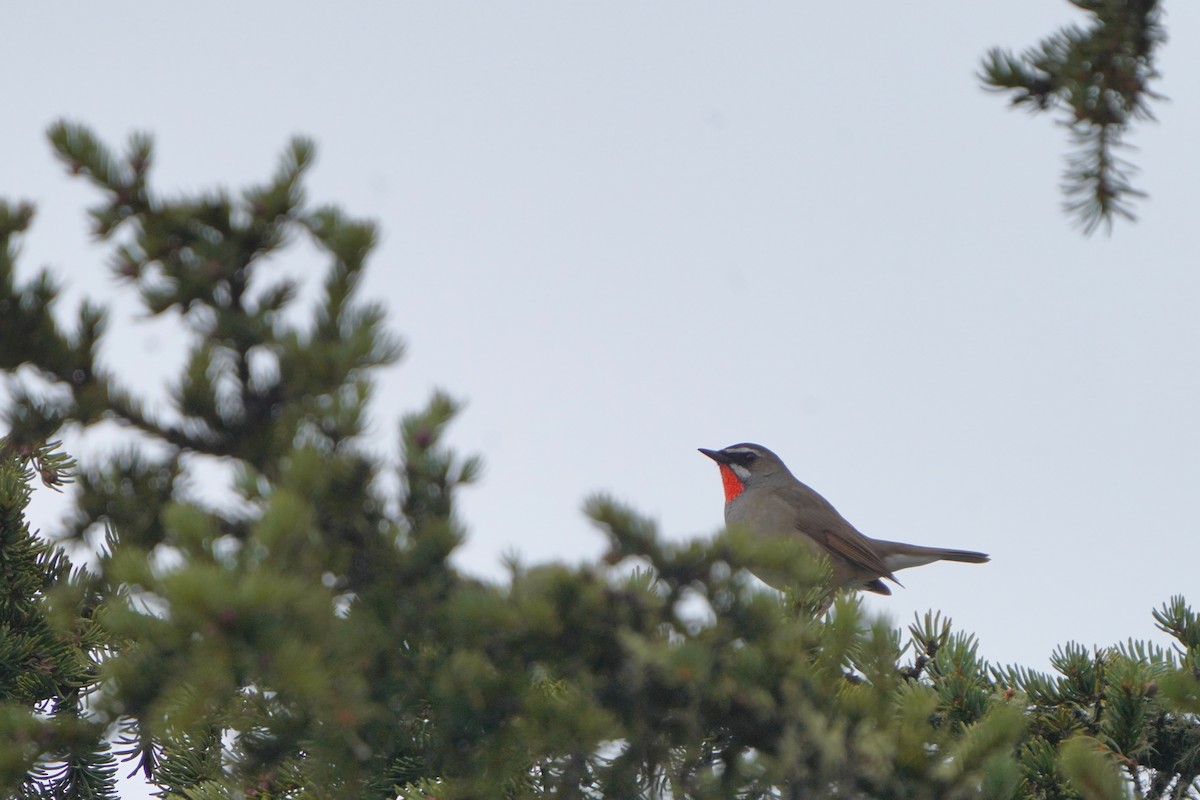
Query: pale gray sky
5,3,1200,794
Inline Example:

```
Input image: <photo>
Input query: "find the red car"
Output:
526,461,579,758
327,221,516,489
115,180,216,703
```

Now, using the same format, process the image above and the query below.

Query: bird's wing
776,483,899,583
813,526,899,583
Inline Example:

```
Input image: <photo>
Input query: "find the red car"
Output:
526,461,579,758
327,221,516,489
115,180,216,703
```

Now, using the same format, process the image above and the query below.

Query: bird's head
698,443,789,502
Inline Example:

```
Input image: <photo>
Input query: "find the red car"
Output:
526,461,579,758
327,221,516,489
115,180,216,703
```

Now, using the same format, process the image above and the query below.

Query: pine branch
0,446,116,798
980,0,1165,234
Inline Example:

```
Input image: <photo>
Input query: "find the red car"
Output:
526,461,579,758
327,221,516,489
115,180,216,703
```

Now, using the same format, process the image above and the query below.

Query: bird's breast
726,491,804,538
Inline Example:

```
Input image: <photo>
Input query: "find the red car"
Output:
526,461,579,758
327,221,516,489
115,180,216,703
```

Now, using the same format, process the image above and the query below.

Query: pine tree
2,124,1198,799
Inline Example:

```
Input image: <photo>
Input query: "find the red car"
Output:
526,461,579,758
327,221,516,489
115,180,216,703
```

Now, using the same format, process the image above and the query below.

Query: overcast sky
5,3,1200,794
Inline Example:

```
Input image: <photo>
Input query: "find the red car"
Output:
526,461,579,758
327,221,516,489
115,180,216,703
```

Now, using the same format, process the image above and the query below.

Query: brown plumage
699,443,988,594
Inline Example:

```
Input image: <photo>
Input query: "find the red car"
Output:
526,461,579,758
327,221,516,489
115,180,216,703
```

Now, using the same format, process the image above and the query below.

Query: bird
699,443,988,595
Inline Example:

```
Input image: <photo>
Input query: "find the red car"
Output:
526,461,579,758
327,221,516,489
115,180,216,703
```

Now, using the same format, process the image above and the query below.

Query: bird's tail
875,540,990,572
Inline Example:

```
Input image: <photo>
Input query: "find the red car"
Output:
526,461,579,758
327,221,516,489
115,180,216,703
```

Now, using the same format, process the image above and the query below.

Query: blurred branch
980,0,1165,234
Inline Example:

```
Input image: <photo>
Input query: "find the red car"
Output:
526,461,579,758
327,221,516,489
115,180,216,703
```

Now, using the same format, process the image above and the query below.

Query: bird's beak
698,448,731,465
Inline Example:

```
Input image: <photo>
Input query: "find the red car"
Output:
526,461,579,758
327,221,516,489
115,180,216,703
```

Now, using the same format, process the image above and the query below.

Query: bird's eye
741,452,758,463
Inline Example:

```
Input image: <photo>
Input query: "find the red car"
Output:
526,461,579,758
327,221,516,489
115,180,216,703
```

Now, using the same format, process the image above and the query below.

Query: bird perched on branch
699,443,988,595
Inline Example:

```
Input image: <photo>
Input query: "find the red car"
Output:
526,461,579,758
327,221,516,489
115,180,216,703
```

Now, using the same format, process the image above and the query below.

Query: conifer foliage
0,438,117,798
981,0,1165,234
2,125,1199,798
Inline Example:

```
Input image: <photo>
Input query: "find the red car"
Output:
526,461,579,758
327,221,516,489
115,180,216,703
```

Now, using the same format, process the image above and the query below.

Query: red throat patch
718,464,745,502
